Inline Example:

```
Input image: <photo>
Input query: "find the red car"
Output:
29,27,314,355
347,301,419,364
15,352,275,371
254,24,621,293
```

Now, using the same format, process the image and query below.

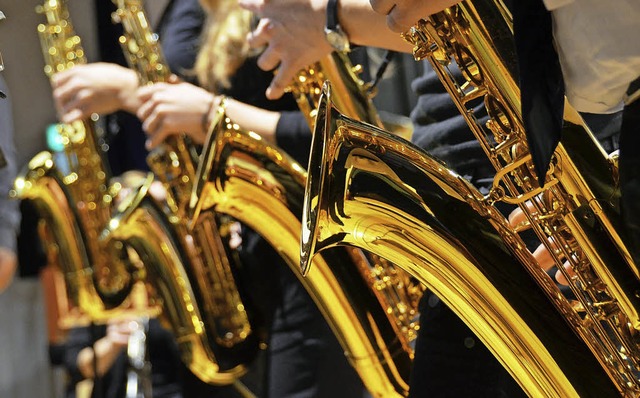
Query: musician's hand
0,247,17,293
509,206,574,285
240,0,332,99
228,222,243,250
78,317,140,378
368,0,459,32
106,318,136,348
51,63,140,123
136,81,218,149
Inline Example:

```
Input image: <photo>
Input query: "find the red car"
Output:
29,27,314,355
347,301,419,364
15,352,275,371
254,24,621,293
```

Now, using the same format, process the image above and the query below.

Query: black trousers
409,293,526,398
239,230,365,398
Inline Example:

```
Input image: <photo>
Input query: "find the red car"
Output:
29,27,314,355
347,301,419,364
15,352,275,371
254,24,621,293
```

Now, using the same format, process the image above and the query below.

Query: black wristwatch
324,0,350,52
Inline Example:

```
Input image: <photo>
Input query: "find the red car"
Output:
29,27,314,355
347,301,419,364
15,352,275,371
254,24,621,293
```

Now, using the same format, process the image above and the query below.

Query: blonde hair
195,0,253,92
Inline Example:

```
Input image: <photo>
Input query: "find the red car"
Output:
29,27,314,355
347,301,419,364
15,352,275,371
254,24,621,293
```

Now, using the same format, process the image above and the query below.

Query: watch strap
326,0,339,31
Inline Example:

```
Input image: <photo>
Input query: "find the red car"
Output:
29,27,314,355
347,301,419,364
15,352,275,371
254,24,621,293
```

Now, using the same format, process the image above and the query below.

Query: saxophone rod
232,380,257,398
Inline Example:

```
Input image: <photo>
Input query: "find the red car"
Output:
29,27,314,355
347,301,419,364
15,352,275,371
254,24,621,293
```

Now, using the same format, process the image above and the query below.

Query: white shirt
547,0,640,113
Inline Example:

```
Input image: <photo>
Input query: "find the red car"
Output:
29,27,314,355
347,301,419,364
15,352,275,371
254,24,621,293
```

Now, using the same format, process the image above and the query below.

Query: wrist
119,69,142,113
201,94,219,135
324,0,351,52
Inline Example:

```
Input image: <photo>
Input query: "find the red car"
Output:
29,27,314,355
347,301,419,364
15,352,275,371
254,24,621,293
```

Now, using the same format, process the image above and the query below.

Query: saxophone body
13,0,134,319
402,1,640,394
104,0,261,383
290,50,423,362
289,51,413,141
304,82,621,397
289,52,383,131
190,105,413,397
302,0,639,395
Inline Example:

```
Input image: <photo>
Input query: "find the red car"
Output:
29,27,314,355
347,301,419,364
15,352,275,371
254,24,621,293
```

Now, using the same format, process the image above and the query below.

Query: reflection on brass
289,51,412,141
402,1,640,395
102,0,262,384
190,104,413,397
303,81,622,397
14,0,135,322
290,50,423,360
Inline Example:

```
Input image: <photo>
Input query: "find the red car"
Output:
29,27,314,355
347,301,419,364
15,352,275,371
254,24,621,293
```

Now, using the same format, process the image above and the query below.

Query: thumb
266,61,297,100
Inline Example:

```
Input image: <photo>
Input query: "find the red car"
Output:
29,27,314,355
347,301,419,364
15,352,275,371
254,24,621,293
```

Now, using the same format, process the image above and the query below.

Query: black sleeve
158,0,206,81
410,61,494,192
63,326,96,385
275,111,312,166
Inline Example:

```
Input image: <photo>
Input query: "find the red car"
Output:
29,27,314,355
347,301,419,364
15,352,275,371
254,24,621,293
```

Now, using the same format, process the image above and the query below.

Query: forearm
76,337,125,379
224,98,281,143
339,0,413,52
117,69,143,114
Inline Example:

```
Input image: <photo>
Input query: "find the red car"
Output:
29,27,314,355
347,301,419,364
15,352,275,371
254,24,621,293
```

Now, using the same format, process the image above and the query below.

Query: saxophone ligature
302,0,639,395
13,0,137,320
103,0,262,384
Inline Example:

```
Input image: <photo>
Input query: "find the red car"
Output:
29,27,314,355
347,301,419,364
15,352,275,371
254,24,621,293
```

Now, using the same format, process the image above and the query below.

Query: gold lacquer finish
190,106,413,397
289,51,412,141
13,0,135,320
289,50,423,360
102,0,261,384
303,83,620,397
289,52,383,131
402,0,640,394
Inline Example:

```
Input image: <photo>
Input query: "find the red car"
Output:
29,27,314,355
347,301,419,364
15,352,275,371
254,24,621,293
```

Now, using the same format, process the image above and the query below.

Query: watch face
325,28,350,53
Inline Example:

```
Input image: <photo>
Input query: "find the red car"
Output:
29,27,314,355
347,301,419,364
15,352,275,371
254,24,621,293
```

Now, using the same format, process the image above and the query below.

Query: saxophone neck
111,0,171,84
289,51,385,131
37,0,86,77
111,0,197,214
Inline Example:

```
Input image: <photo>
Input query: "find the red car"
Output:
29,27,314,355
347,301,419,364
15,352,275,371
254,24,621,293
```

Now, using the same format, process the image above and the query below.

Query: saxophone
303,81,622,397
13,0,136,320
190,103,413,397
289,51,413,140
188,40,432,394
302,0,640,395
103,0,262,384
403,1,640,394
293,49,424,362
